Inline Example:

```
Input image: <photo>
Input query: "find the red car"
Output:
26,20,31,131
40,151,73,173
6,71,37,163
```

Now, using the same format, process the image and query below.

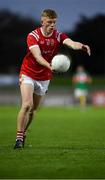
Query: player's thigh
20,83,34,107
33,93,45,110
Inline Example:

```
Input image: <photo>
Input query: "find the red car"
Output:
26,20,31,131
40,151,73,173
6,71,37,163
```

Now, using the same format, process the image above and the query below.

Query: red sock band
16,131,24,141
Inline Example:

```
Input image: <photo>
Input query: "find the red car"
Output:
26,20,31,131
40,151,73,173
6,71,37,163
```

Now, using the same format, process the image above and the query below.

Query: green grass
0,106,105,179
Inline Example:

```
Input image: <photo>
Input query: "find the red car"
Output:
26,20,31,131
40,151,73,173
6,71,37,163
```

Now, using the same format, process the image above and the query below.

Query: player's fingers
52,70,58,73
82,45,91,56
87,46,91,56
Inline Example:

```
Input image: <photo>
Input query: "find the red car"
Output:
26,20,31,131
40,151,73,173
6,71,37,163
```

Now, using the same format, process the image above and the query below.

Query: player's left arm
63,38,91,56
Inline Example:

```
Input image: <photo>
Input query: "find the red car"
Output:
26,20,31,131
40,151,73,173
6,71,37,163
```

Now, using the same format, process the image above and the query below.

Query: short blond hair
41,9,58,19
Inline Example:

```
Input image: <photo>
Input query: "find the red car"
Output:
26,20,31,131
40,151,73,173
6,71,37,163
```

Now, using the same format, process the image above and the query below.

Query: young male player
14,9,91,149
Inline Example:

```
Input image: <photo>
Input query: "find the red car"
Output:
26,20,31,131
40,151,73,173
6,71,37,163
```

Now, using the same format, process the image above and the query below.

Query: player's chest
38,37,59,49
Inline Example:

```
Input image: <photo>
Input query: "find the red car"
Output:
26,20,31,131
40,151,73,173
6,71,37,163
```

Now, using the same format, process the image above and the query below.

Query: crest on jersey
45,39,54,46
40,40,44,44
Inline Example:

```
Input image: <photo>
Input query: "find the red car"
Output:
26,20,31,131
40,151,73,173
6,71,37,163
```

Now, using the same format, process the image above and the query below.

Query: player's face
41,17,57,35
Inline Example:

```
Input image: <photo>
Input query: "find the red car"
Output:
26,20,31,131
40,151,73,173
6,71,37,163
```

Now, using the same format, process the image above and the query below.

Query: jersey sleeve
60,33,69,43
27,33,39,49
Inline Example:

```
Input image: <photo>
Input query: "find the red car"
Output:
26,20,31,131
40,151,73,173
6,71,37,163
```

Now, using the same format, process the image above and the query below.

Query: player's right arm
30,46,52,70
27,32,52,71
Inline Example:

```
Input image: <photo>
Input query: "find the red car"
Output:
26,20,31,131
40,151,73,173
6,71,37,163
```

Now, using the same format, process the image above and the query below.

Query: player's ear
41,17,44,25
41,20,43,25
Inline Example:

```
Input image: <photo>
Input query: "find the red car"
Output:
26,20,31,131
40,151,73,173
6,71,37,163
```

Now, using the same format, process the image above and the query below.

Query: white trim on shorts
74,89,88,98
19,74,50,96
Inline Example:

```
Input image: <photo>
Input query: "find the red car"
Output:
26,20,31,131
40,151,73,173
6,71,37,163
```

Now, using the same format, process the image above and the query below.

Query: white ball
51,54,71,72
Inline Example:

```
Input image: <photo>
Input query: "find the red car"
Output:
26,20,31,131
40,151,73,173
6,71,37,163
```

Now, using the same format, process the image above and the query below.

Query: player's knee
22,101,33,112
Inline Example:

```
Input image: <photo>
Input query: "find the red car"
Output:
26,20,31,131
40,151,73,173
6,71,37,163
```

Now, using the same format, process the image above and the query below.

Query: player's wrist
46,63,52,71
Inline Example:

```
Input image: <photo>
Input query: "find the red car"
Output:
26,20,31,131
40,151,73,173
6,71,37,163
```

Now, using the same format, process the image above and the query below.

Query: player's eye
48,20,56,24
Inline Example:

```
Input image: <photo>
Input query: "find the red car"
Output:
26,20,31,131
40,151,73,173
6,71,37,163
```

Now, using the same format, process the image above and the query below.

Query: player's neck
41,27,53,37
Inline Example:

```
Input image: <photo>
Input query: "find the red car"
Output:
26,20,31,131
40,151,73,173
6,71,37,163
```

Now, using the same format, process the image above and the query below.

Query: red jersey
20,27,68,80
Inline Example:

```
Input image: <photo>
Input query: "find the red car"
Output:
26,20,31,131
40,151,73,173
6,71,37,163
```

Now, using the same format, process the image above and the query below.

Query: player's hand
52,67,58,73
82,45,91,56
48,64,53,71
51,65,56,72
52,69,58,73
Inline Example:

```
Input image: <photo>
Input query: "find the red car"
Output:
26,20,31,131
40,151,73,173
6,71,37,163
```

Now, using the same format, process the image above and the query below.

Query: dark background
0,10,105,76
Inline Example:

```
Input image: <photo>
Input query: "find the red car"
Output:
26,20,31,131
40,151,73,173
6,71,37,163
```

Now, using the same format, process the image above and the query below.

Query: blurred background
0,0,105,107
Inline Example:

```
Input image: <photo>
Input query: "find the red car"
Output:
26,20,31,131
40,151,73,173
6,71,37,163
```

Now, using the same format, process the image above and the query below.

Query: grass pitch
0,106,105,179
